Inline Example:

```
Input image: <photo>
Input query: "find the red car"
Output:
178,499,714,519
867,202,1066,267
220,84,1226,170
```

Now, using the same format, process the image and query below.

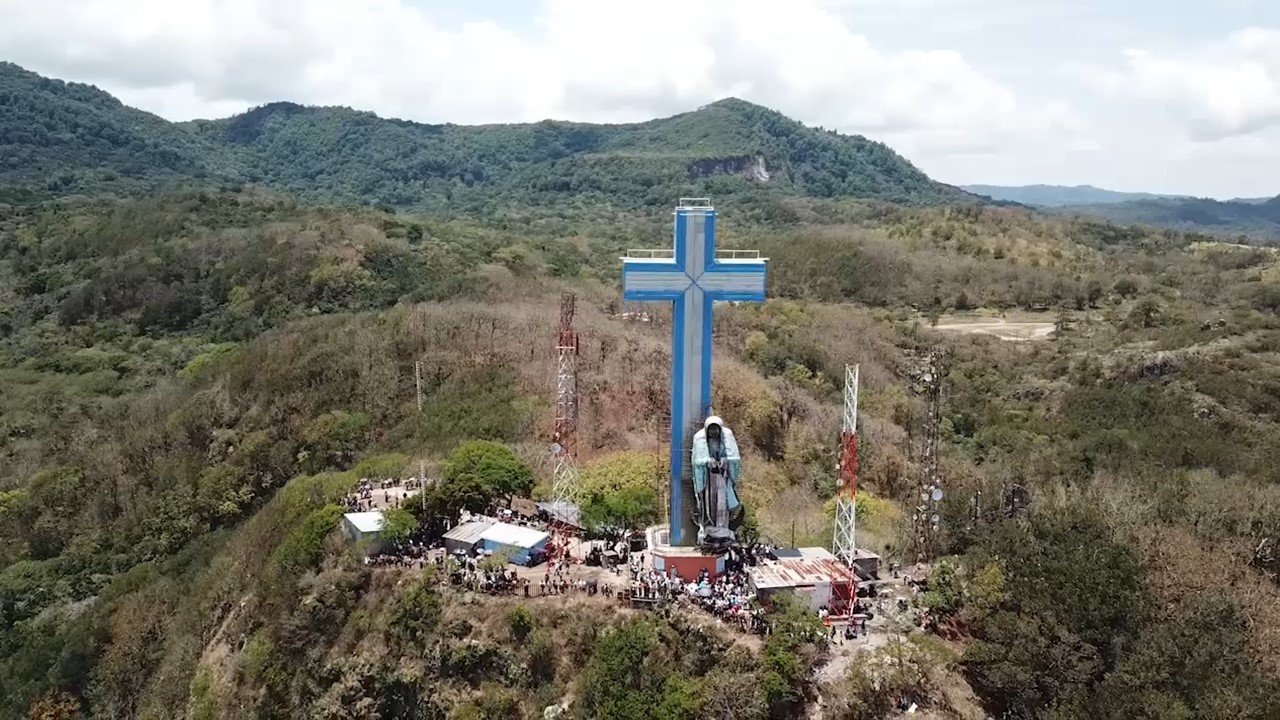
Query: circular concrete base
645,525,726,581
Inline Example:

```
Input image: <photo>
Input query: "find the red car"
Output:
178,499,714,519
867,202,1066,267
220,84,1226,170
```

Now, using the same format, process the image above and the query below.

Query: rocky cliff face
687,154,770,182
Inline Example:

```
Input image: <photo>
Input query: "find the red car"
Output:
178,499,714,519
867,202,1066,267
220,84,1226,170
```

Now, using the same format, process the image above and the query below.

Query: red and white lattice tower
550,292,581,526
833,364,860,570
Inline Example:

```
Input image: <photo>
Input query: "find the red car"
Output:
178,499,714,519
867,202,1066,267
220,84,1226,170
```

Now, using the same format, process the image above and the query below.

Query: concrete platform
646,525,726,581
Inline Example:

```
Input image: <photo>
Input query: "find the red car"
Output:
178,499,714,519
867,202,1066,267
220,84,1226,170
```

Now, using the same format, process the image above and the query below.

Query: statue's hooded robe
692,415,742,545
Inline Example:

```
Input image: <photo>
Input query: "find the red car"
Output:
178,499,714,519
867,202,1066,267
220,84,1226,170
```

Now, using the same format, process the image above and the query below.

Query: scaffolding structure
832,364,860,568
549,292,581,526
907,349,946,563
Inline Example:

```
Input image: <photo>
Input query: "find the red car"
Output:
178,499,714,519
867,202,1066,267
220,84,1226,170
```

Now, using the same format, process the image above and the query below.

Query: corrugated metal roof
443,520,493,545
344,512,384,534
480,522,550,549
749,553,855,591
798,547,838,561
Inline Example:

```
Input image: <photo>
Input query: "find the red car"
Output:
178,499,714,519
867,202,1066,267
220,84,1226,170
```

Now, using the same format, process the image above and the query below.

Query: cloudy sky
2,0,1279,199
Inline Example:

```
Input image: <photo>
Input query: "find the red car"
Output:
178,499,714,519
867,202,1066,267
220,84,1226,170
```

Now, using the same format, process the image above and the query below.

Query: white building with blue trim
479,522,551,565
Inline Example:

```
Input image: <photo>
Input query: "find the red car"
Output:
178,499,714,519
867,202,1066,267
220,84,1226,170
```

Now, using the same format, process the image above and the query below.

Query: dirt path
933,318,1055,341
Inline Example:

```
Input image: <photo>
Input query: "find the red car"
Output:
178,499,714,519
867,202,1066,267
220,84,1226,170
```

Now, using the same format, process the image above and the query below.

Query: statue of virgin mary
691,415,743,547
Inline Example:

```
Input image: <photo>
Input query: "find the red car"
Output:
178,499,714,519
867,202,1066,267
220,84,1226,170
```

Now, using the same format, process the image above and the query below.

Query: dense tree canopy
442,441,534,503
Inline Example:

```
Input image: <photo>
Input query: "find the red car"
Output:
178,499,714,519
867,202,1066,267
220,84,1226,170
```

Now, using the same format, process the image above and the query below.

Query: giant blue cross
622,200,767,546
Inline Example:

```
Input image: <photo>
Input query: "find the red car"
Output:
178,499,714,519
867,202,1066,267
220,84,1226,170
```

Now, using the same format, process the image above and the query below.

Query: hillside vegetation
3,64,1280,719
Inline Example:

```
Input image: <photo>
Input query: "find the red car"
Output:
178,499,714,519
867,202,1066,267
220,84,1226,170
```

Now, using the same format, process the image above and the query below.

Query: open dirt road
932,318,1055,341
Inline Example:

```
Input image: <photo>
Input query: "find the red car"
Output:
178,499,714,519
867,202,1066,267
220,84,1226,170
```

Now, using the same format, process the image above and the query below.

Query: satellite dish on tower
549,442,563,456
931,487,943,502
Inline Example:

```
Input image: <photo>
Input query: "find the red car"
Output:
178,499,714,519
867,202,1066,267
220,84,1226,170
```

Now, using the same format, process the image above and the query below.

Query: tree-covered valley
3,63,1280,720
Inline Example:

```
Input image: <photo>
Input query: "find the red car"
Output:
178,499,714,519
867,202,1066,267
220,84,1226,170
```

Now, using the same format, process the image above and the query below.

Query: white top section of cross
677,197,714,210
620,209,766,303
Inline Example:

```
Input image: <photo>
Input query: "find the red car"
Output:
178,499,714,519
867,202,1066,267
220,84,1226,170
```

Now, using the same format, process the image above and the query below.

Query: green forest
3,62,1280,719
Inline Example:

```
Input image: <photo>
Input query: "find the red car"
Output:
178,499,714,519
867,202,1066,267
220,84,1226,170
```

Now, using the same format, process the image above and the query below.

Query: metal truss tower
549,292,581,525
907,349,946,563
833,364,860,568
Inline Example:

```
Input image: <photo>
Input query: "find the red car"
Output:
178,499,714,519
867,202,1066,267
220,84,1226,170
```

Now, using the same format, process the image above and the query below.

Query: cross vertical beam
621,200,766,546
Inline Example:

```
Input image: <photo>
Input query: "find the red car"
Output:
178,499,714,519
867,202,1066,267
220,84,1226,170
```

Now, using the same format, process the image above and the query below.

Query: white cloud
1081,28,1280,140
0,0,1080,155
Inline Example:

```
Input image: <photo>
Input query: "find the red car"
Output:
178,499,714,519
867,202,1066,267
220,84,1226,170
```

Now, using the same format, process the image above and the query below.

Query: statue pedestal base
644,525,726,582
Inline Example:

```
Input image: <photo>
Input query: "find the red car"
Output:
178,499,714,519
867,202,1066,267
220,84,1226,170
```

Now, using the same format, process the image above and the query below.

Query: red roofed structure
749,547,854,612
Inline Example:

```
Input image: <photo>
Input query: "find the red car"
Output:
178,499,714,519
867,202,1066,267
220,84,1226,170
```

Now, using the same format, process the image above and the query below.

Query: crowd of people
363,536,436,568
623,555,770,634
340,484,878,643
342,477,428,513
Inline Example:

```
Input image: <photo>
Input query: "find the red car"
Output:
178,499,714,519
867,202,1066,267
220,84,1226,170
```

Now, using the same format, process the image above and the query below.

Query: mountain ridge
960,183,1191,206
0,62,974,210
963,181,1280,242
1056,195,1280,243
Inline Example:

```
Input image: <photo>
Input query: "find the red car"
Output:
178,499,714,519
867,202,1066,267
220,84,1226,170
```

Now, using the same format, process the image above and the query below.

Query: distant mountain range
1055,196,1280,243
0,61,972,211
960,184,1188,207
964,184,1280,243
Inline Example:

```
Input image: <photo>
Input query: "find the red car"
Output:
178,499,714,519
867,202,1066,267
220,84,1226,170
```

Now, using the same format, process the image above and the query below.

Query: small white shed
341,511,385,545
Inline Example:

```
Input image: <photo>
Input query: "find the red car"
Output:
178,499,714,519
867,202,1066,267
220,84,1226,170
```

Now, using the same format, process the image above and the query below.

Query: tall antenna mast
908,349,946,564
414,360,423,412
833,364,860,565
550,292,581,526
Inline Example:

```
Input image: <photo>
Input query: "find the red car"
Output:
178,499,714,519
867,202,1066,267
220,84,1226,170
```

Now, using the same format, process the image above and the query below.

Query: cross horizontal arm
700,262,766,301
622,260,690,300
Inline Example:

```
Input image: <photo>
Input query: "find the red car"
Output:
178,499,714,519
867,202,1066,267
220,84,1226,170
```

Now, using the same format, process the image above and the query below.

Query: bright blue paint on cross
621,206,767,547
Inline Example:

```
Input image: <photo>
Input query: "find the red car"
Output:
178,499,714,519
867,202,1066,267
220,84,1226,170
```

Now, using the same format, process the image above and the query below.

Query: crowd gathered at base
348,486,881,640
344,477,429,513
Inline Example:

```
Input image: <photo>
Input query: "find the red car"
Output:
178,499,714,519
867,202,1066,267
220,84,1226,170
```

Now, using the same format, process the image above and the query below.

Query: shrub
506,605,536,642
272,504,343,574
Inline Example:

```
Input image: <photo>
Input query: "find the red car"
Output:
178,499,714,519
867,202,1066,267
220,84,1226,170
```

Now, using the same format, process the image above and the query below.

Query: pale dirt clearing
932,318,1055,341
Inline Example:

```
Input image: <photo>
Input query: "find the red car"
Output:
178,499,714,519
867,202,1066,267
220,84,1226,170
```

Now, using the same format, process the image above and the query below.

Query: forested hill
0,63,232,200
8,59,1280,719
0,62,972,211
